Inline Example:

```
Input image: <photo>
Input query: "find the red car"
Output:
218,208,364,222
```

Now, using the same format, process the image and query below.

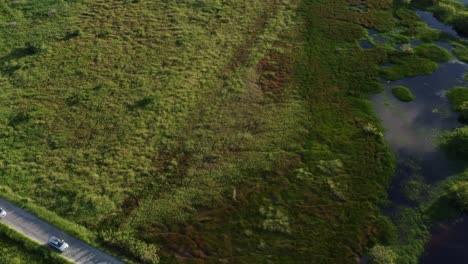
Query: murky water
420,216,468,263
371,9,468,263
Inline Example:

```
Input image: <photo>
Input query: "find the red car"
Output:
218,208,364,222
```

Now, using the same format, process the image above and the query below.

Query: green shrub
447,86,468,111
402,176,430,202
415,43,451,62
447,181,468,211
464,71,468,81
460,101,468,122
259,205,291,234
453,42,468,63
439,126,468,158
25,41,47,54
419,28,442,42
452,13,468,38
368,245,397,264
381,54,438,80
392,85,415,102
100,230,159,264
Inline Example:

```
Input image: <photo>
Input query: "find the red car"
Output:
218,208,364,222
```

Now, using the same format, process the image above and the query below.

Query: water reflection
371,8,468,264
372,60,467,157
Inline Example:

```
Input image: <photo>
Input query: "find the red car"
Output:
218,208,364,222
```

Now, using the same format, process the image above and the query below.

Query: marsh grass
415,43,451,62
0,0,412,262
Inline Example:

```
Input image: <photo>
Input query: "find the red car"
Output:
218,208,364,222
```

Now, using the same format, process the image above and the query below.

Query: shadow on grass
0,47,34,75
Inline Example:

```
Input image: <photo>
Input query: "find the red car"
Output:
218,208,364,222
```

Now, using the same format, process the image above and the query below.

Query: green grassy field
0,0,418,263
0,237,49,264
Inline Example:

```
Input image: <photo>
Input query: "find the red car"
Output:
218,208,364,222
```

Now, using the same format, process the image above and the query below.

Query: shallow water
372,58,466,205
416,10,461,39
371,9,468,263
373,60,466,155
360,40,373,49
368,28,388,44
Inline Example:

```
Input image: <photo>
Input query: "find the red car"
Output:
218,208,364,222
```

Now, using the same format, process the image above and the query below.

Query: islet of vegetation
392,85,415,102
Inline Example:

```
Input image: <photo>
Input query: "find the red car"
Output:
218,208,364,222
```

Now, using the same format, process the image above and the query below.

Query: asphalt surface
0,198,124,264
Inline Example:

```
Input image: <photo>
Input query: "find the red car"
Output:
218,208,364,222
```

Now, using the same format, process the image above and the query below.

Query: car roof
49,236,61,242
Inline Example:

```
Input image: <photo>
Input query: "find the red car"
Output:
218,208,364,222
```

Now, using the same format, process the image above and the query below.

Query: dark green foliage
25,41,47,54
452,42,468,63
100,230,159,264
453,14,468,37
447,181,468,211
402,175,430,202
447,86,468,111
439,127,468,158
9,111,31,126
391,207,430,264
395,8,420,29
415,43,451,62
459,101,468,122
378,42,447,82
419,28,443,42
380,54,438,80
391,85,415,102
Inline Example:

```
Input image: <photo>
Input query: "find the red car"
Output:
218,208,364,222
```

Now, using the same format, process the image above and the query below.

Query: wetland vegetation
4,0,468,263
0,0,399,262
392,85,416,102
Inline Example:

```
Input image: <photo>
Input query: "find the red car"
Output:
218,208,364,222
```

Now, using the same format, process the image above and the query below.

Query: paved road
0,198,124,264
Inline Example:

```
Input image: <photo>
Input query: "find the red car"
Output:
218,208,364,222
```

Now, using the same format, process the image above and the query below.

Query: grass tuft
392,85,415,102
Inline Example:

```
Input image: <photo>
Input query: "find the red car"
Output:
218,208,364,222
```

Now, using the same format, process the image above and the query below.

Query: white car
0,208,6,218
48,236,69,252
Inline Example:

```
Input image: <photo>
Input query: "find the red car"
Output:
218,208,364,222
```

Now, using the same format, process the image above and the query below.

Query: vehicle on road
0,208,6,218
48,236,69,252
